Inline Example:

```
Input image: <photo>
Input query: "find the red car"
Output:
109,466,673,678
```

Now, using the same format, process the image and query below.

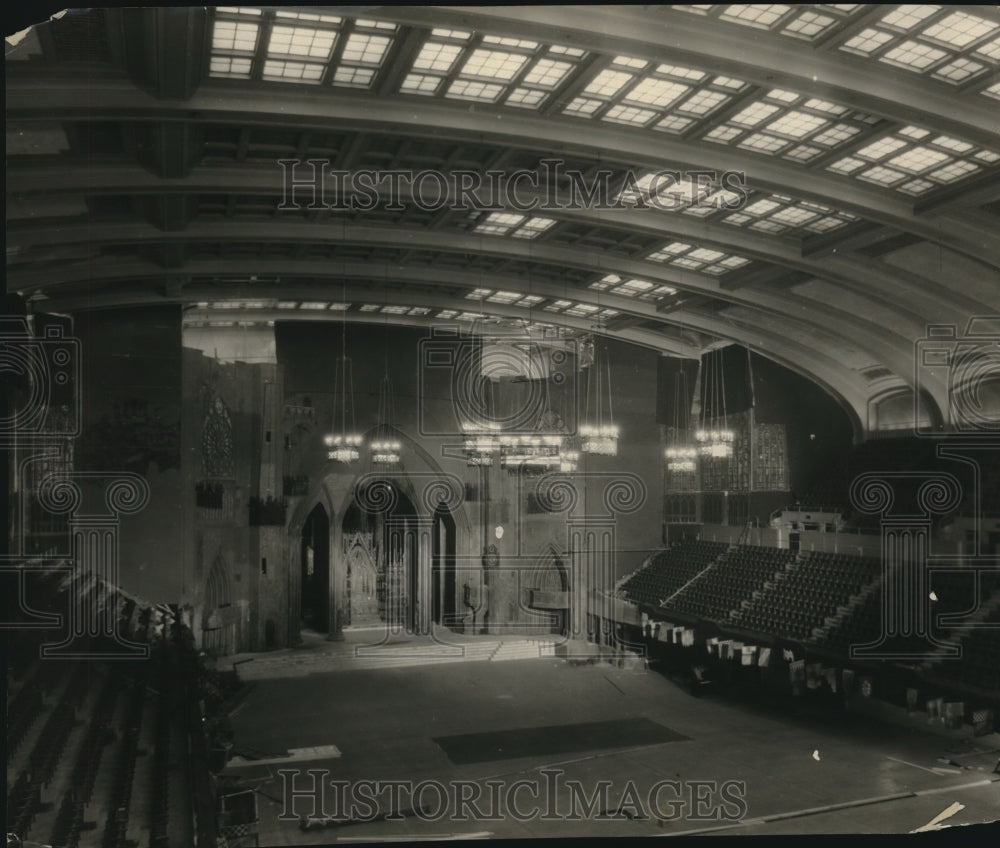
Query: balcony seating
619,540,729,608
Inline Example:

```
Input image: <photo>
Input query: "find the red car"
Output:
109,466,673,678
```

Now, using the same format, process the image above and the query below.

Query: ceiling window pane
840,28,894,55
413,41,462,73
213,20,260,52
624,77,690,108
720,4,791,29
677,89,729,115
461,49,529,81
522,58,573,88
583,69,634,98
730,102,781,127
765,110,829,138
880,5,941,31
885,146,952,173
446,79,504,102
268,25,337,60
262,60,325,82
341,33,392,65
401,73,441,94
933,58,987,83
922,11,997,48
603,104,657,126
880,41,948,71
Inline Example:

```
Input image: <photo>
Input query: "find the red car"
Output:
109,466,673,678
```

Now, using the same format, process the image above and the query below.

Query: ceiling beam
7,77,997,268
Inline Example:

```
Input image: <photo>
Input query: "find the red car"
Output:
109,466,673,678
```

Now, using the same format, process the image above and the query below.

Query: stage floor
224,656,999,841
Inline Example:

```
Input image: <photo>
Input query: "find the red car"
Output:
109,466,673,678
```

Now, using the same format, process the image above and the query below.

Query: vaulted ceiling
7,5,1000,437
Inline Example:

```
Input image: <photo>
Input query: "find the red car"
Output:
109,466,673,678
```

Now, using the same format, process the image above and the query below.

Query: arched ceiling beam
8,162,994,318
32,277,872,438
13,250,945,421
7,218,938,380
373,4,1000,145
7,77,997,267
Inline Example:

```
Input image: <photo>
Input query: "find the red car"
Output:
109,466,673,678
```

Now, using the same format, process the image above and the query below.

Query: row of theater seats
930,606,1000,692
618,540,729,607
662,544,798,622
736,552,882,642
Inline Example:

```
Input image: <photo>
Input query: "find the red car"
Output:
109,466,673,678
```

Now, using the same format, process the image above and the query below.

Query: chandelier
499,433,562,471
665,365,698,473
695,347,734,458
580,335,619,456
371,351,401,466
462,420,500,466
325,301,363,463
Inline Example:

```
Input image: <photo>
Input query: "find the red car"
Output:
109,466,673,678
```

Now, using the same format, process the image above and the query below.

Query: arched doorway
301,502,330,633
343,482,419,630
432,504,458,628
203,554,235,655
528,548,570,635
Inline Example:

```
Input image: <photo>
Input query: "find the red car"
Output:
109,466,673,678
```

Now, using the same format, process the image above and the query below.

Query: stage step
231,638,559,680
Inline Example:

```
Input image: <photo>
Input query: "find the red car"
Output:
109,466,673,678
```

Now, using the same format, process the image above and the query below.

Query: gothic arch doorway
343,482,419,630
432,504,458,628
203,554,235,655
301,502,330,633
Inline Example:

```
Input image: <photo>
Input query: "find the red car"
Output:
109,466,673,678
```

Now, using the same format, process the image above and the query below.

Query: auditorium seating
736,552,881,642
618,540,729,608
662,544,797,623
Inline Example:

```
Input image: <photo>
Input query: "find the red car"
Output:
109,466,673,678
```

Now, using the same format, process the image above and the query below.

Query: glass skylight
268,25,336,60
461,49,529,81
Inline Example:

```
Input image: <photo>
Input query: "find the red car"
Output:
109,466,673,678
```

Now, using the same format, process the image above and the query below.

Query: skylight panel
784,145,823,162
432,28,471,40
466,288,494,299
770,206,818,226
461,49,528,81
353,19,397,31
401,73,440,94
359,304,381,312
447,79,504,102
482,35,538,49
268,25,337,60
983,82,1000,100
220,7,262,15
381,305,409,314
931,135,974,153
975,150,1000,163
897,179,936,195
880,5,940,31
623,77,690,108
413,41,462,73
549,45,587,57
766,111,829,138
408,307,431,315
300,301,329,310
583,70,635,99
544,299,573,312
738,133,788,154
262,60,324,82
933,58,987,83
677,89,728,115
210,56,252,77
437,309,459,318
899,125,931,139
647,243,691,261
213,20,260,52
720,4,791,29
804,98,848,116
671,257,707,269
812,123,860,146
782,10,836,40
342,32,392,65
704,125,742,143
928,160,980,182
803,215,850,232
563,97,603,116
662,178,708,205
713,75,747,90
731,102,781,127
922,11,997,48
827,155,866,173
456,312,486,322
974,37,1000,61
856,136,908,160
719,256,751,269
613,55,649,70
522,58,573,88
329,303,349,311
512,217,557,239
333,66,375,87
655,115,695,133
885,146,951,173
474,212,525,235
656,63,706,81
486,291,521,304
506,88,547,107
880,41,948,71
517,295,544,306
616,278,655,293
841,28,894,56
743,199,781,217
603,105,657,126
688,248,725,262
857,165,906,186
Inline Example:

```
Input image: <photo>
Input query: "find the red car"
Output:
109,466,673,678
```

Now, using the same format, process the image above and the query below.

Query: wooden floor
223,654,1000,842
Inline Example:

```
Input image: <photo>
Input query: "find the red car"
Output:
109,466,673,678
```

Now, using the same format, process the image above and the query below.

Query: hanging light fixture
665,364,698,472
370,322,401,467
325,290,363,463
580,334,619,456
695,347,734,458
